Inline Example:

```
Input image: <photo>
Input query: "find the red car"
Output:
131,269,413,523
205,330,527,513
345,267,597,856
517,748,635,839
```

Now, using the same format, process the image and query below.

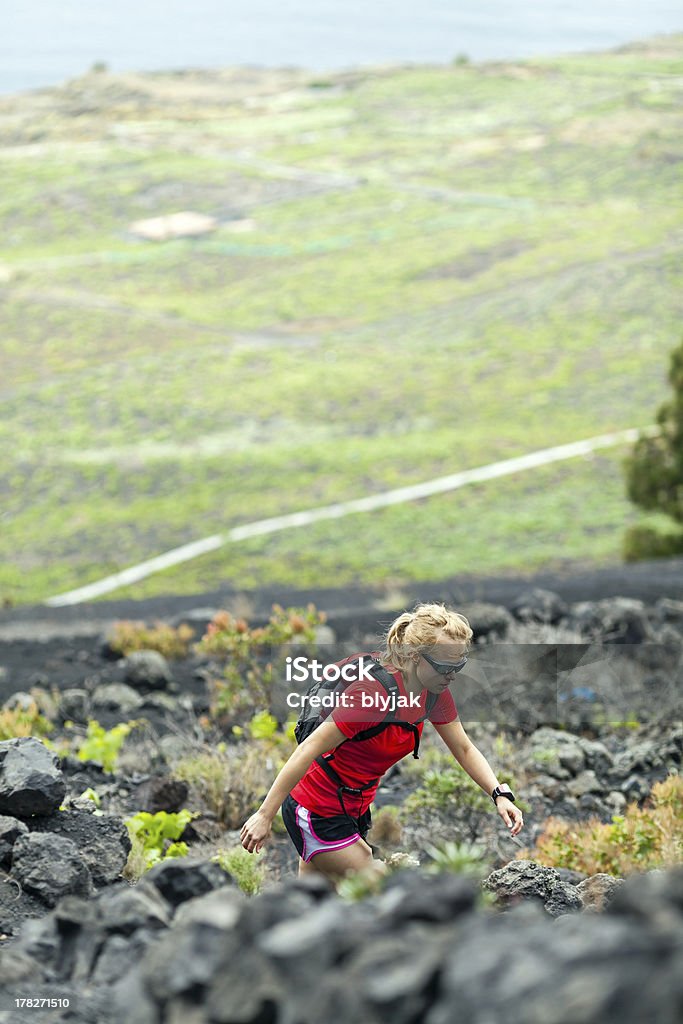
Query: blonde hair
381,602,473,669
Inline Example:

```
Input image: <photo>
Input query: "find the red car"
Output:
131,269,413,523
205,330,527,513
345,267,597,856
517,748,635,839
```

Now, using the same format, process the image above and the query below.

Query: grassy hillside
1,36,682,605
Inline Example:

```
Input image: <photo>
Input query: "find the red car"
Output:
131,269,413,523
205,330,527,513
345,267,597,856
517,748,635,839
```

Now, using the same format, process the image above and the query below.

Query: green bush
124,809,196,876
624,335,683,556
213,846,265,895
402,766,491,818
424,839,490,878
76,719,140,773
623,524,683,562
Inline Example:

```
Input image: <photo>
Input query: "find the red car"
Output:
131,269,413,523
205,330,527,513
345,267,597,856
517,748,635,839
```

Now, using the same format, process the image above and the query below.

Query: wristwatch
491,784,516,805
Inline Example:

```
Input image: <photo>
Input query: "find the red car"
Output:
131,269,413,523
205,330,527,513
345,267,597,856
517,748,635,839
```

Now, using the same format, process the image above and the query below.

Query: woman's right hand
240,809,273,854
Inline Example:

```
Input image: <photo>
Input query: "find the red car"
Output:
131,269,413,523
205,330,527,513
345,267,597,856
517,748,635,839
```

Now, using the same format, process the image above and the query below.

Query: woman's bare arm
433,719,524,836
240,720,346,853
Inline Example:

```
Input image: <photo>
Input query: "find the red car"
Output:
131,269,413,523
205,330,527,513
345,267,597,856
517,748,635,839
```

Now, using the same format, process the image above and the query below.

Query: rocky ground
0,575,681,1023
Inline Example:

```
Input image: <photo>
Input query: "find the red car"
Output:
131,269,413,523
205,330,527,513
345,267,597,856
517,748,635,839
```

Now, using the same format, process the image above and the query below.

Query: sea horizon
1,0,681,97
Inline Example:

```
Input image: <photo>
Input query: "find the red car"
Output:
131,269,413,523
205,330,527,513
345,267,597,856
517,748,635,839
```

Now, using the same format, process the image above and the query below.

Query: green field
1,36,682,605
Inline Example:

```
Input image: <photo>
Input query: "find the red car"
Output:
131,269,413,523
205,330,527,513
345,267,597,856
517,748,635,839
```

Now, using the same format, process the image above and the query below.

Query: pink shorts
281,794,372,862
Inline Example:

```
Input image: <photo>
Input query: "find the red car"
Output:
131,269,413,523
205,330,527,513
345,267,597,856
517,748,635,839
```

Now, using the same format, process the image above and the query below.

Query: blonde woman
240,602,523,881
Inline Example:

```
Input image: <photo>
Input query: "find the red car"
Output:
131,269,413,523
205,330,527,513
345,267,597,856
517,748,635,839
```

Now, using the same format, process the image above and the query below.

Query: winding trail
44,425,657,607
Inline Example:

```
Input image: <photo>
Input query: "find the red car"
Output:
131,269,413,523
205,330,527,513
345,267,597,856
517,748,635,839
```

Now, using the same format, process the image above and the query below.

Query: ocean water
0,0,681,95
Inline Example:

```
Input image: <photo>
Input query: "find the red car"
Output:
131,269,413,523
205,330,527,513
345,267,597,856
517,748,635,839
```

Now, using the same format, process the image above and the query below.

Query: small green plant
245,710,279,740
424,839,490,878
79,787,101,808
76,719,140,773
124,809,196,875
402,766,491,817
213,846,266,895
493,732,517,763
0,702,53,740
337,864,387,901
107,620,195,659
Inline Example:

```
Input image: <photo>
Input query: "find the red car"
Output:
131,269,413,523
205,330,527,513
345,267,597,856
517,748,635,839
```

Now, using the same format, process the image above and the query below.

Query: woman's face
414,631,468,694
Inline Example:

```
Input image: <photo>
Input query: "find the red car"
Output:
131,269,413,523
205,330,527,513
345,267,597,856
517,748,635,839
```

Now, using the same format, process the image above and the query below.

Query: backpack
293,652,438,825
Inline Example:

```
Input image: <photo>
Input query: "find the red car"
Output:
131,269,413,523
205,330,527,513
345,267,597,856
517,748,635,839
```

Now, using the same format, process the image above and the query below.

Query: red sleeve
428,688,458,724
331,679,387,739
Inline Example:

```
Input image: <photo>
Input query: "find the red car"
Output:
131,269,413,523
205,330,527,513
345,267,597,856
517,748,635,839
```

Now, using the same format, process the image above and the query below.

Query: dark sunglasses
421,651,468,676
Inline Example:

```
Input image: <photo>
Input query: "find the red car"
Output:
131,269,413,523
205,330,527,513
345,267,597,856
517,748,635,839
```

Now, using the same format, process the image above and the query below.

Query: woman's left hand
496,797,524,837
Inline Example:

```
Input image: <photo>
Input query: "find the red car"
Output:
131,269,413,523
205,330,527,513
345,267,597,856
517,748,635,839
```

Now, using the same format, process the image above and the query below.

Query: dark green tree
623,336,683,560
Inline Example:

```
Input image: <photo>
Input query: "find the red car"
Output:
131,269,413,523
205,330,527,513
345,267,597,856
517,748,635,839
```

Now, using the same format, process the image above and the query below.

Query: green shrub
245,710,279,740
624,335,683,556
423,839,490,878
124,809,196,876
623,524,683,562
213,846,265,895
402,766,491,818
76,719,140,773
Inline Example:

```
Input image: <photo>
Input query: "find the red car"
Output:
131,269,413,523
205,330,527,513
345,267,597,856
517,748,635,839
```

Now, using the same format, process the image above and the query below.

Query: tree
623,336,683,560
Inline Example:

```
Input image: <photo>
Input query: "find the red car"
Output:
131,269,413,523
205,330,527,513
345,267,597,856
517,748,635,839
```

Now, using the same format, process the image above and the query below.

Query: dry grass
520,773,683,876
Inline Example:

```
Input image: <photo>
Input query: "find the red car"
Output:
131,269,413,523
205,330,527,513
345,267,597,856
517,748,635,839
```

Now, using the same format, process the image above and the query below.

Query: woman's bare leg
298,837,386,883
298,857,317,876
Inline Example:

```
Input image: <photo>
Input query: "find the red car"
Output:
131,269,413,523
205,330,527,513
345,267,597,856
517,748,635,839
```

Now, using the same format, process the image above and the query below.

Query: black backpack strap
424,690,440,719
314,754,380,831
363,661,444,758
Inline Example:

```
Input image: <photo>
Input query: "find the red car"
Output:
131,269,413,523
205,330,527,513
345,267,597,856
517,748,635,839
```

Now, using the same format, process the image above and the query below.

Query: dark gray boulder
145,857,232,907
0,813,29,868
132,773,189,814
28,806,131,886
460,601,514,639
10,832,93,907
0,737,67,817
510,588,569,624
123,651,172,691
483,859,583,916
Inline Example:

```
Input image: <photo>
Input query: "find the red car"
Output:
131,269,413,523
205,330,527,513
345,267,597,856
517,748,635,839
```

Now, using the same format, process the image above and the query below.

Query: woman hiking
240,602,523,882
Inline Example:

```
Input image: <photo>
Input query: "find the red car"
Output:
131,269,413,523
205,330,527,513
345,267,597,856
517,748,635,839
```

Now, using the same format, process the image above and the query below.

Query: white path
44,425,657,607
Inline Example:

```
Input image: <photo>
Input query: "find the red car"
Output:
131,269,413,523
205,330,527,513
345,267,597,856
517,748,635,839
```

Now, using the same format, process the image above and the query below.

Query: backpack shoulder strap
351,659,430,758
421,690,440,721
344,658,399,744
